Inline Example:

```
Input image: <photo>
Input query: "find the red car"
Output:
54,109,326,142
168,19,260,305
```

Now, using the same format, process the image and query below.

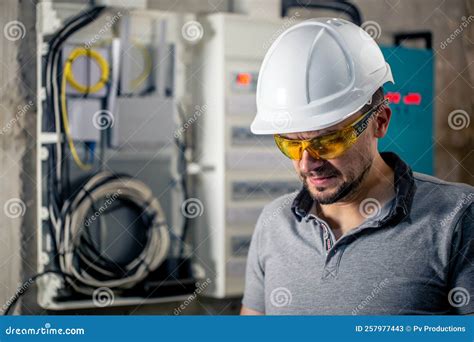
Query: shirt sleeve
448,202,474,315
241,212,266,313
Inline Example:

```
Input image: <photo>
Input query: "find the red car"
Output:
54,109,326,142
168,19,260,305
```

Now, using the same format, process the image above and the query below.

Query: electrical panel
36,3,199,310
380,47,434,175
192,13,300,298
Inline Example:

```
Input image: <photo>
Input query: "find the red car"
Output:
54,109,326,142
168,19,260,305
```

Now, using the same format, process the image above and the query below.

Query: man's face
283,111,380,205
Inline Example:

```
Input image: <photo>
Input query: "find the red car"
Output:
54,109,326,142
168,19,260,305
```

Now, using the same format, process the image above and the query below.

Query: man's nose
299,150,325,174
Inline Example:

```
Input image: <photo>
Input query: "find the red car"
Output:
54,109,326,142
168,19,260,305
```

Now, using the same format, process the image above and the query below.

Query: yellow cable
61,47,111,170
81,39,152,93
130,41,153,91
61,70,92,171
65,47,110,94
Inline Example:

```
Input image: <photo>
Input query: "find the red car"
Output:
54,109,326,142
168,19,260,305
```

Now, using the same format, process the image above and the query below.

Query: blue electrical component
380,46,434,175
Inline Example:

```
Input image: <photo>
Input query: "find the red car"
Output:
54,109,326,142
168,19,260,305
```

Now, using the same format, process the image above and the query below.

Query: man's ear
374,105,391,138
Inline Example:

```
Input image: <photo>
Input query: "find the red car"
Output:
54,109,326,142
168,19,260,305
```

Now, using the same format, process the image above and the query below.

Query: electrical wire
51,8,105,175
58,172,170,294
60,47,110,170
60,70,92,171
45,6,106,238
2,270,75,316
64,47,110,94
130,41,153,92
45,6,106,196
83,38,151,94
174,102,191,258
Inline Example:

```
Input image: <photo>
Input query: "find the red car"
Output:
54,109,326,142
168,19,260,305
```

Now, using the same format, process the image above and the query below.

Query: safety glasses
274,99,388,160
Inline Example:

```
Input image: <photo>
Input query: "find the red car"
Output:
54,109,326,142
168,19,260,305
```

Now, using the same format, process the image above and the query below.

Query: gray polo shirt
242,152,474,315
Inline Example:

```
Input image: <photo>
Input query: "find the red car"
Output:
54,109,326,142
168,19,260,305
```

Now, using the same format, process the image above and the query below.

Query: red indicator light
403,92,422,105
236,73,252,85
385,92,401,104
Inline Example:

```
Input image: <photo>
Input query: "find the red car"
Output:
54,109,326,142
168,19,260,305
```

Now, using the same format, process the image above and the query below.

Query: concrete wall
0,0,38,315
0,0,471,315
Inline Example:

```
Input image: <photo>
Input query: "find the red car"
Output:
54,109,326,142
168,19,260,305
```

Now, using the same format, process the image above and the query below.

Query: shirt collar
291,152,416,225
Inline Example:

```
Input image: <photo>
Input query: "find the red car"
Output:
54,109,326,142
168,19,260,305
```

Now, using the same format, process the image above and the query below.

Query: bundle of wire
45,6,107,254
46,7,106,194
58,172,170,295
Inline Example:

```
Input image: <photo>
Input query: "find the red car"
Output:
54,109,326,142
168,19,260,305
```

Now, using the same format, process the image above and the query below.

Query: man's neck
314,154,395,240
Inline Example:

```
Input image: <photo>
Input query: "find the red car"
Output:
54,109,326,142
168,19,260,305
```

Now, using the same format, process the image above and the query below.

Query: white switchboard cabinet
192,13,300,298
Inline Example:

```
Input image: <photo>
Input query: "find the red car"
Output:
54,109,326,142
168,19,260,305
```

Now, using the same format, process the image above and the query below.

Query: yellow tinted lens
308,128,357,159
274,135,303,160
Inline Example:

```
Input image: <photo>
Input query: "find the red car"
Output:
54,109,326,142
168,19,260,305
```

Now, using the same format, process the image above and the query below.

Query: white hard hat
251,18,394,134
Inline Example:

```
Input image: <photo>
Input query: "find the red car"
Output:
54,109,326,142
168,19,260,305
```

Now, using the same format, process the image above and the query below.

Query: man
241,18,473,315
